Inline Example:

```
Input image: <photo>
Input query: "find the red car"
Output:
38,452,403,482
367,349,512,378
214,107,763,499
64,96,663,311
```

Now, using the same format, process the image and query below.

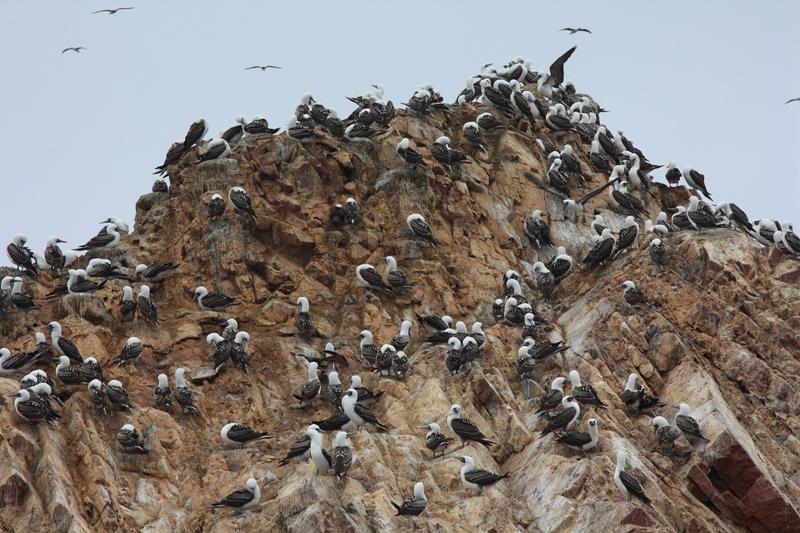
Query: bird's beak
57,239,66,243
418,425,430,429
371,84,379,89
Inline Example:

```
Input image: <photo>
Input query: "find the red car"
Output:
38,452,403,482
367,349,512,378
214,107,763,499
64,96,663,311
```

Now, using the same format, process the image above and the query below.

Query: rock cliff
1,104,799,533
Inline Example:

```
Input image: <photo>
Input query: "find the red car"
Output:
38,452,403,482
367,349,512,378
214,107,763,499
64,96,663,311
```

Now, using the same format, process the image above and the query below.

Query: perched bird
396,138,426,167
107,379,133,410
359,330,380,368
13,388,57,425
294,361,321,403
117,424,147,454
674,403,709,443
137,285,159,326
208,194,226,219
43,236,67,272
556,418,599,454
211,479,261,512
682,166,712,199
649,238,666,266
56,356,82,385
546,246,573,281
182,119,209,150
331,431,353,482
277,425,317,466
7,234,39,277
231,331,251,372
568,370,607,409
652,416,679,454
344,198,362,225
81,357,105,383
341,388,389,431
154,141,184,176
116,337,143,366
540,396,580,436
87,379,111,415
524,209,551,248
355,264,393,294
392,481,427,516
74,225,121,252
614,216,639,256
307,424,332,474
447,404,494,448
194,286,239,311
457,456,508,493
47,321,82,364
665,162,681,187
135,262,178,283
407,213,437,246
536,377,567,414
119,285,136,322
152,178,168,193
462,122,486,151
228,187,257,220
154,373,172,410
532,262,555,299
422,422,453,458
622,280,646,306
476,112,502,131
431,136,468,170
295,296,313,341
349,375,382,402
614,449,651,505
220,422,272,448
391,320,413,351
174,368,200,414
385,256,411,289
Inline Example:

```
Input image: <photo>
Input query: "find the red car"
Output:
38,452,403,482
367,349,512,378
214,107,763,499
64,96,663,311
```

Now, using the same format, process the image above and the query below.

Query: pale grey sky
1,1,798,266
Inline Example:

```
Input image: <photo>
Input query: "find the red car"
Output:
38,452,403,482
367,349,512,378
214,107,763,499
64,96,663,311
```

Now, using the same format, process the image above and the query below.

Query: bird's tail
479,438,495,448
391,502,402,513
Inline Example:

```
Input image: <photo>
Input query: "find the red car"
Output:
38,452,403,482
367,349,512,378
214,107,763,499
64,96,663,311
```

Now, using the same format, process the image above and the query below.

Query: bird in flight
245,65,282,71
560,27,591,34
786,97,800,104
92,7,134,15
62,47,87,54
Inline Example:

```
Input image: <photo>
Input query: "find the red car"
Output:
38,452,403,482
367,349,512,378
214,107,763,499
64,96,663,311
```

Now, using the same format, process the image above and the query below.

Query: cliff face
1,106,800,533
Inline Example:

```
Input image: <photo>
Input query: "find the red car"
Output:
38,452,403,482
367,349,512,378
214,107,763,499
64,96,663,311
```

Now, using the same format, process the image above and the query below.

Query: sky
1,1,798,266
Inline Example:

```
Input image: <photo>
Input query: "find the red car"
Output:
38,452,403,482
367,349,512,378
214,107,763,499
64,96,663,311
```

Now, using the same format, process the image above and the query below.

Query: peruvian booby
652,416,679,454
174,368,200,414
407,213,437,246
614,216,640,256
664,162,681,187
135,262,178,283
545,105,572,131
343,197,361,225
56,356,82,385
591,214,607,237
686,196,719,230
182,118,209,150
231,331,250,372
589,140,612,174
152,178,168,193
244,115,280,135
532,262,555,299
66,269,107,295
7,235,39,277
396,138,426,167
304,425,331,474
277,425,317,466
774,230,800,256
92,7,134,15
548,158,570,194
476,112,502,132
547,246,574,281
524,209,551,248
674,403,709,443
344,122,383,140
154,373,172,410
682,166,712,199
445,337,466,374
154,141,184,176
349,375,382,402
342,388,388,431
385,256,411,289
10,278,38,310
392,482,427,516
221,422,272,448
295,297,313,341
536,377,567,414
609,176,648,218
614,449,651,505
117,285,135,322
644,219,669,237
356,264,393,294
716,202,753,232
46,321,82,364
194,286,239,310
331,431,353,481
582,228,616,268
556,418,599,454
294,361,321,403
81,357,105,382
649,238,666,266
431,136,468,169
568,369,607,408
74,224,120,251
540,396,580,436
560,27,591,34
359,330,380,368
422,422,453,458
87,379,111,414
43,236,67,272
671,206,693,230
208,194,226,219
457,455,508,493
391,320,412,351
447,404,494,448
622,280,646,305
207,333,231,370
221,116,246,144
13,388,57,425
228,187,257,220
462,122,486,151
211,478,260,511
136,285,158,326
117,424,147,454
106,379,132,410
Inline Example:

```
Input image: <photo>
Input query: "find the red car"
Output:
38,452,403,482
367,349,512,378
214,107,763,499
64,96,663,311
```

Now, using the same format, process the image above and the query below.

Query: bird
664,162,681,187
245,65,282,71
230,331,251,372
295,296,313,341
306,424,332,474
674,403,709,443
277,425,317,466
62,47,87,54
394,138,426,168
540,396,580,436
87,379,111,415
568,370,607,409
392,482,427,516
349,375,382,402
116,424,147,453
116,337,143,366
524,209,551,248
293,361,321,403
194,286,239,311
536,377,567,414
91,7,134,15
391,320,413,351
447,404,494,448
220,423,272,448
7,234,39,277
556,418,599,454
407,213,437,246
457,456,508,493
355,264,393,294
614,449,651,505
652,416,680,454
13,388,57,425
682,166,713,199
154,141,185,176
532,262,555,299
174,368,199,414
208,194,226,219
56,356,82,385
331,431,353,482
421,422,454,458
341,388,389,431
211,478,261,512
546,246,573,281
431,136,468,170
46,321,82,364
227,187,257,220
582,228,616,268
385,256,411,289
649,239,666,266
182,118,209,150
42,236,67,272
74,224,121,251
560,27,591,34
154,373,172,411
622,280,646,306
785,98,800,104
137,285,159,326
135,262,178,283
81,357,105,383
107,379,133,410
197,139,231,163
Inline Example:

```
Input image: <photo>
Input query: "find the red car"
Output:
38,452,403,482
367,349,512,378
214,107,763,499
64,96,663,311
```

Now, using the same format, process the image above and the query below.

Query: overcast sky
1,1,798,266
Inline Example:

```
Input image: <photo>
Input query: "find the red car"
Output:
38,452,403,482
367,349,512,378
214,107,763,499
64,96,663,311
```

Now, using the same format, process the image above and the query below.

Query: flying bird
91,7,134,15
560,27,591,34
785,98,800,104
245,65,282,71
62,47,87,54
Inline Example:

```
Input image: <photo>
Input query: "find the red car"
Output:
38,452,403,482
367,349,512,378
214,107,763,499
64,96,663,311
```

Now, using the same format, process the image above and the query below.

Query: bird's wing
560,28,575,32
464,469,504,485
245,66,261,70
556,431,592,446
205,292,234,307
354,403,385,426
785,98,800,104
91,10,112,14
59,337,82,360
227,424,260,442
76,232,115,250
215,488,254,507
578,28,592,33
359,267,387,288
675,415,702,436
450,417,487,440
410,218,432,237
549,46,577,86
547,406,577,429
619,471,649,502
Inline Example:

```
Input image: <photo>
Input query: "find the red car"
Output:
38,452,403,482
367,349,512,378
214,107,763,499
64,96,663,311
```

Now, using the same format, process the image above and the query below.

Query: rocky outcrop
1,106,799,533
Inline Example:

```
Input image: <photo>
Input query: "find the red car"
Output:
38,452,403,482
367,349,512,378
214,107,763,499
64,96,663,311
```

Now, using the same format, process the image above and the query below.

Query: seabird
154,373,172,410
503,297,525,324
359,330,380,368
716,202,754,232
221,319,239,341
560,27,591,34
492,299,505,321
23,332,51,367
221,422,272,448
582,228,616,268
182,118,209,150
10,278,38,310
391,320,412,351
344,122,382,140
194,286,239,310
135,262,178,283
174,368,200,414
98,216,130,235
81,357,105,383
686,196,719,230
591,214,607,237
231,331,251,372
152,178,168,193
407,213,437,246
392,481,427,516
154,140,184,176
622,280,646,305
294,361,321,403
476,112,502,132
329,203,347,227
117,424,147,453
445,338,466,374
277,425,316,466
295,296,313,341
46,321,82,364
396,138,426,167
385,256,411,289
84,258,121,278
649,238,666,266
62,47,87,54
672,404,708,445
652,416,679,454
350,375,382,402
671,206,693,230
374,344,396,376
227,187,256,220
682,166,713,199
245,64,281,71
221,116,246,144
548,158,570,194
65,269,107,295
532,262,555,299
664,162,681,187
610,178,648,219
556,418,599,454
421,422,453,458
462,122,486,151
207,333,231,370
545,105,572,131
56,356,82,385
614,449,651,505
43,236,67,272
524,209,551,248
546,246,573,281
392,351,410,380
431,136,468,170
344,197,362,225
74,224,120,251
307,424,332,474
117,285,136,322
356,264,393,294
447,404,494,448
211,478,260,512
208,194,226,219
568,369,607,409
536,377,567,414
331,431,353,482
342,388,389,431
457,456,508,493
644,219,669,237
106,379,132,410
0,347,29,374
287,115,319,141
87,379,111,414
614,216,640,256
114,336,143,366
6,234,39,277
92,7,133,14
13,388,57,425
135,285,158,326
540,396,580,436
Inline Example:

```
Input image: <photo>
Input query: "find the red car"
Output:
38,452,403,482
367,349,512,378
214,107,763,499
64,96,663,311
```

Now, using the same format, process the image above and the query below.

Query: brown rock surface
1,108,799,532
